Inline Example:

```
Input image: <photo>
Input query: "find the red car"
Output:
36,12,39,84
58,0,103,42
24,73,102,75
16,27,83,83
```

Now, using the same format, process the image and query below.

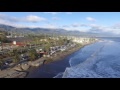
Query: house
12,41,26,47
8,37,32,47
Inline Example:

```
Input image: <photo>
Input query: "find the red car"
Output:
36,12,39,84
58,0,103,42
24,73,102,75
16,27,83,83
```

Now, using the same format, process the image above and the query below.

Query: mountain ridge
0,24,108,37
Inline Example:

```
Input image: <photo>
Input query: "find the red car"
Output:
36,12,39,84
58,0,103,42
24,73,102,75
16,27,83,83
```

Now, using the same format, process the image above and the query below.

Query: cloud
89,24,99,28
0,14,7,19
8,17,20,22
66,12,72,14
40,23,59,29
52,17,60,20
43,12,60,15
0,19,28,28
0,13,120,35
71,23,80,27
86,17,96,22
87,24,120,35
62,25,69,27
0,14,48,28
71,23,88,27
0,14,20,22
24,15,47,22
0,14,47,24
70,23,120,35
0,14,28,23
112,23,120,29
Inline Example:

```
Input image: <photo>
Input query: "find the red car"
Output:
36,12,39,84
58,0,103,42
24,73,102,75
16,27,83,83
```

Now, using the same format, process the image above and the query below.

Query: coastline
25,42,95,78
0,41,97,78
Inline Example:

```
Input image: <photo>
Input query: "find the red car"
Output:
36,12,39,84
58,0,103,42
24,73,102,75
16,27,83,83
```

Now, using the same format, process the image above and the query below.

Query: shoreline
0,41,97,78
25,42,96,78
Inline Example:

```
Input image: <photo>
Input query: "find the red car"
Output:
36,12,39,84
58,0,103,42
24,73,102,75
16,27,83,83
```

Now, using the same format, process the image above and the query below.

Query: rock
13,65,22,71
21,64,30,70
17,72,27,78
31,63,40,67
35,63,40,67
28,61,32,66
5,71,27,78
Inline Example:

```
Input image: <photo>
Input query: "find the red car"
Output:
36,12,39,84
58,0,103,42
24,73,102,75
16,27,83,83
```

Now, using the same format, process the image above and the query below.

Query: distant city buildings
66,36,97,44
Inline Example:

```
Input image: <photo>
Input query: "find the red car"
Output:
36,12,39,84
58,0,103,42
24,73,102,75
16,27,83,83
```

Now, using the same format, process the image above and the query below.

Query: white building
72,37,91,44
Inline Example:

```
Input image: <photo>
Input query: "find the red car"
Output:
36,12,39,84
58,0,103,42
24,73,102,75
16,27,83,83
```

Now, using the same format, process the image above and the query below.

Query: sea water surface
61,37,120,78
27,37,120,78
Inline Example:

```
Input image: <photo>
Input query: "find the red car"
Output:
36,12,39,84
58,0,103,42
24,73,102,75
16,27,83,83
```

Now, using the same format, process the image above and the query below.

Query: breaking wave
61,40,120,78
54,38,120,78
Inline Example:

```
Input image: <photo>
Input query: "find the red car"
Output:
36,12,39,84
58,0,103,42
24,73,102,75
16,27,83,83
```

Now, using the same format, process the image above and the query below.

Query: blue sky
0,12,120,35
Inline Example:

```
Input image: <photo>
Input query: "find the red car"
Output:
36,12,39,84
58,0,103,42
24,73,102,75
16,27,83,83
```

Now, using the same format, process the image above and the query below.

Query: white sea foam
53,72,63,78
62,40,120,78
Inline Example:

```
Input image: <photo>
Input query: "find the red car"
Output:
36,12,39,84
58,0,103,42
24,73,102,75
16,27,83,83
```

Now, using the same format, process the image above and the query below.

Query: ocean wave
62,40,120,78
53,72,63,78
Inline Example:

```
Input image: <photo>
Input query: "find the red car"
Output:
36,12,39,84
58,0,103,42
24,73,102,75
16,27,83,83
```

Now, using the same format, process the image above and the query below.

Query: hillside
0,24,106,37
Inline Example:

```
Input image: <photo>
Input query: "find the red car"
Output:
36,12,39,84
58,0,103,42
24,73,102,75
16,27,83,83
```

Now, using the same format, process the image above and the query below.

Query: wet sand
26,42,97,78
26,48,81,78
26,43,93,78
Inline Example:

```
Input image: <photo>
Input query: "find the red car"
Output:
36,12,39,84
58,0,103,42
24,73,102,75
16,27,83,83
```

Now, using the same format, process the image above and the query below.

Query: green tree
13,53,20,63
44,42,51,54
0,60,3,67
8,51,13,57
13,49,18,55
58,38,64,46
28,49,38,61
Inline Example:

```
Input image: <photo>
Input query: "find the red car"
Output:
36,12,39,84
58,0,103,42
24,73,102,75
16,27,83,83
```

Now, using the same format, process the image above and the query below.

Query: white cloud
62,25,69,27
0,14,7,19
0,19,28,28
71,23,88,27
113,23,120,29
1,13,120,35
62,26,89,32
24,15,47,22
0,14,47,23
41,24,59,29
86,17,96,22
66,12,72,14
0,14,20,22
87,23,120,35
9,17,20,22
72,23,80,27
52,17,60,20
62,27,75,31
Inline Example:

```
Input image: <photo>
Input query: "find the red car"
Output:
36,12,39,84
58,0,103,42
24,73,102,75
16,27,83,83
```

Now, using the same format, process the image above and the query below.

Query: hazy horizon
0,12,120,37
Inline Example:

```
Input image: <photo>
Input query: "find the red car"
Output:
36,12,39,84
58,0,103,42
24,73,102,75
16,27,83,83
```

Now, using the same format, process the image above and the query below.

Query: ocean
61,37,120,78
27,37,120,78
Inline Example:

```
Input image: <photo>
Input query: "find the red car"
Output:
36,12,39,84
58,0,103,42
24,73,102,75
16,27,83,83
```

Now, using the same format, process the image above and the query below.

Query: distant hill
0,24,111,37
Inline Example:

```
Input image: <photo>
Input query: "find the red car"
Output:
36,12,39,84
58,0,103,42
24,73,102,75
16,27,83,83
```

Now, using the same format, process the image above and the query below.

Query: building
8,37,32,47
72,37,91,44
